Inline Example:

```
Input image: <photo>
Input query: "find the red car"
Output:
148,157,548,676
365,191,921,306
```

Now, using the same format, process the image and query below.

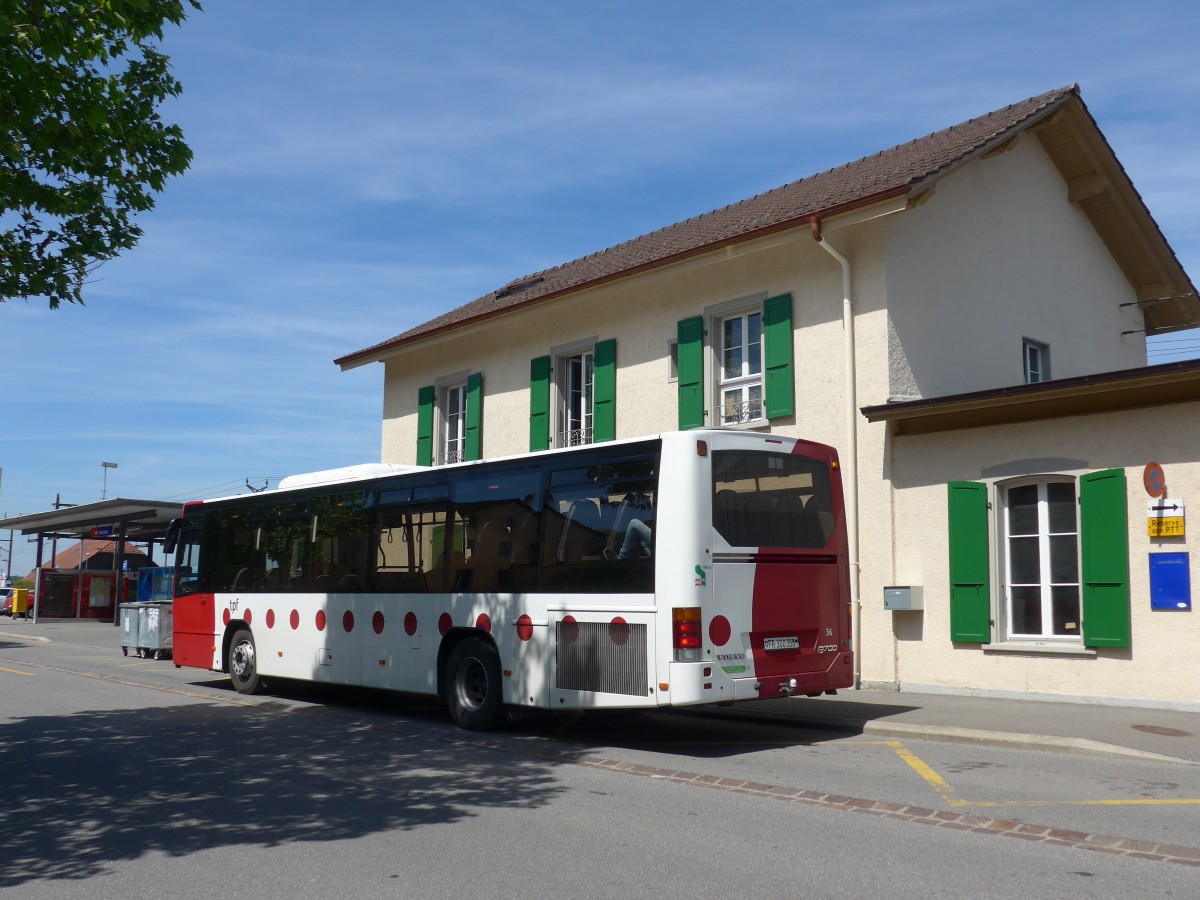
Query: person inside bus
606,518,652,560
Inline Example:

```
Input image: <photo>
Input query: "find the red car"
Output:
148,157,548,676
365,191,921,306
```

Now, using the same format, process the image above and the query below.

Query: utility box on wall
884,585,923,611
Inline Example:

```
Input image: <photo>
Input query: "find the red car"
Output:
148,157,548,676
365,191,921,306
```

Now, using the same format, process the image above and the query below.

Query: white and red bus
168,430,853,730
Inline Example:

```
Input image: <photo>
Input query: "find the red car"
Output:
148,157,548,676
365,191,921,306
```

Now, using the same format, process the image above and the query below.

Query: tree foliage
0,1,201,308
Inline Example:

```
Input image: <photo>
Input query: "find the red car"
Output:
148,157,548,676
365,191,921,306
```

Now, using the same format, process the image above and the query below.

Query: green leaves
0,0,202,307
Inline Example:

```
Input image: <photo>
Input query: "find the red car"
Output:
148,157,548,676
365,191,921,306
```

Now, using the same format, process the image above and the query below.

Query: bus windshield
711,449,835,549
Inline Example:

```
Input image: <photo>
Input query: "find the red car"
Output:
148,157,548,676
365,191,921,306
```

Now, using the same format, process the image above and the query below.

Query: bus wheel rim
455,657,486,711
232,641,255,678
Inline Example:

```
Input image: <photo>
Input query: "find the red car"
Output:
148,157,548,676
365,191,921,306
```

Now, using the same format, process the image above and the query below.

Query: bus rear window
712,450,835,549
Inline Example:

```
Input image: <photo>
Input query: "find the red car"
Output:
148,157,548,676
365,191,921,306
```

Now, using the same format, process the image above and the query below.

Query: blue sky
3,0,1199,577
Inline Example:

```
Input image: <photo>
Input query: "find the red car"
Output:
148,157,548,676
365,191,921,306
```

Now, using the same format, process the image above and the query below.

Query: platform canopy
0,499,184,543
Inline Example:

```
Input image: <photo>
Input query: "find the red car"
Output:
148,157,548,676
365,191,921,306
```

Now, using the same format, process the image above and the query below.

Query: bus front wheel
445,638,503,731
228,628,265,695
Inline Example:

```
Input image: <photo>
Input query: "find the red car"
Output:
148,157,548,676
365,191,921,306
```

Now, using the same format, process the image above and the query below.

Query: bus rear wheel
228,628,265,695
445,637,503,731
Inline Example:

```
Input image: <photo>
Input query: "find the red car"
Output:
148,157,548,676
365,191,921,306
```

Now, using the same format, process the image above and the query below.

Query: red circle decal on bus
222,608,230,626
709,615,731,647
610,616,630,647
404,611,417,636
476,613,491,633
343,610,354,633
290,609,299,630
266,609,276,629
373,611,385,634
438,612,452,635
516,614,533,642
244,609,252,625
316,610,326,632
561,615,579,644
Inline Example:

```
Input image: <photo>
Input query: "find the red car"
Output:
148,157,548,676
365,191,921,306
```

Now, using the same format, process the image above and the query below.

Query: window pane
748,384,763,420
748,312,762,375
1049,535,1078,583
723,316,743,377
1052,586,1080,635
1010,586,1042,635
1008,485,1038,535
1047,482,1076,533
1009,535,1040,583
722,387,743,425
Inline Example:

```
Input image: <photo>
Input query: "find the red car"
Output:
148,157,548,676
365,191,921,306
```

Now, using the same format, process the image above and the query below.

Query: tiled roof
337,85,1084,367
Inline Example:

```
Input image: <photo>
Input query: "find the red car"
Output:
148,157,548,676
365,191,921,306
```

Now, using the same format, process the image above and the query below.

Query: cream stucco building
338,85,1200,710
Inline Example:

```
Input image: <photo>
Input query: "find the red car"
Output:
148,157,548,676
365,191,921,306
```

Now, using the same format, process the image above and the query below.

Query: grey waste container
119,603,140,656
136,601,174,660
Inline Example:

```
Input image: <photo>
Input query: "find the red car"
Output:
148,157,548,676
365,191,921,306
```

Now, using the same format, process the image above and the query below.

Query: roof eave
861,360,1200,436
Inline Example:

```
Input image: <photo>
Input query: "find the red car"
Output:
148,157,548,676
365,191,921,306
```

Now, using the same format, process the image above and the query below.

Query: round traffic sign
1144,462,1166,498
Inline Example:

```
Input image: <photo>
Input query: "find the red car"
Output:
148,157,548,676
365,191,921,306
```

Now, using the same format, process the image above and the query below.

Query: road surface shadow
0,696,576,889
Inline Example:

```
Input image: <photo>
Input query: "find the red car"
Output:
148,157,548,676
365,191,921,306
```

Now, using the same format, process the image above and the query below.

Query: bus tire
228,628,265,695
445,637,503,731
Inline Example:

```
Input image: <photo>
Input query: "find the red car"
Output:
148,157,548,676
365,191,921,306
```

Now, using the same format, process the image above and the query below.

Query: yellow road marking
889,741,961,805
0,665,35,677
837,739,1200,809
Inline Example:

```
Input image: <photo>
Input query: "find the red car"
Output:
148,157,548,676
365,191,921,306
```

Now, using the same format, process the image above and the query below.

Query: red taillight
673,607,702,661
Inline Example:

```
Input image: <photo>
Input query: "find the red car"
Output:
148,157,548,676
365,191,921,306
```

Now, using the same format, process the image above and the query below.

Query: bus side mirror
163,519,182,555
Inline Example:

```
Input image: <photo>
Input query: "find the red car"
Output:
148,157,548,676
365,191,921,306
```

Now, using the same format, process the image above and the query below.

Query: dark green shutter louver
529,356,551,452
762,293,795,419
593,339,616,443
416,385,435,467
948,481,991,643
1080,468,1130,648
464,373,483,461
677,316,704,430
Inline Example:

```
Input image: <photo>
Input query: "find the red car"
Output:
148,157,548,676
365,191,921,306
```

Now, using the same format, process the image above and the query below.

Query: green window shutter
464,373,483,461
948,481,991,643
416,385,435,467
762,293,795,419
1080,468,1130,648
677,316,704,430
529,356,551,452
593,339,616,443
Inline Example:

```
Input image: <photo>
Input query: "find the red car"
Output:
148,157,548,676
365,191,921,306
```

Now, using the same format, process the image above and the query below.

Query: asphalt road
1,633,1198,898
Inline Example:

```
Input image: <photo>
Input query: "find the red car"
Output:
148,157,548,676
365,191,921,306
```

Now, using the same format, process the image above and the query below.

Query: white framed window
718,309,763,425
1000,478,1081,641
551,338,596,448
439,382,467,465
1023,338,1049,384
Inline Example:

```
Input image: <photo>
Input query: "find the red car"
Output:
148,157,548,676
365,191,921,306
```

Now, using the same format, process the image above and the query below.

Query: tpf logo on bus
694,564,709,587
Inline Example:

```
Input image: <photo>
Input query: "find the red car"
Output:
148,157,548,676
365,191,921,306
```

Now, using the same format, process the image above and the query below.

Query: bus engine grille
555,620,648,696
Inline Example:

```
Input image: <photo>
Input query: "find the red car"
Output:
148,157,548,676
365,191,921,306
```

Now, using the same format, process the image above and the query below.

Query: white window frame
550,336,597,449
434,371,470,465
704,292,768,429
1023,338,1049,384
997,476,1082,644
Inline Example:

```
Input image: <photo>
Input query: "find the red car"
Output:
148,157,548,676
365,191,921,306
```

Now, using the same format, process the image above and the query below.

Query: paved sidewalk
3,616,1198,764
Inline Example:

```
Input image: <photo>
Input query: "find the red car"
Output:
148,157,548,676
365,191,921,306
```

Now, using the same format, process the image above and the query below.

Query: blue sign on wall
1149,552,1191,611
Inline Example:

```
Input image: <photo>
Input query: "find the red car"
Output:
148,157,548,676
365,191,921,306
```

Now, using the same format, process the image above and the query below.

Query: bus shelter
0,500,183,624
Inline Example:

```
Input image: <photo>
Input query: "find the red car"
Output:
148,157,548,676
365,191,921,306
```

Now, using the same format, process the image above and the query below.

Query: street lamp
101,461,118,500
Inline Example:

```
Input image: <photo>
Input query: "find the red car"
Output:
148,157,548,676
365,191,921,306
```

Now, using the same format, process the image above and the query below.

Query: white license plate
763,636,799,651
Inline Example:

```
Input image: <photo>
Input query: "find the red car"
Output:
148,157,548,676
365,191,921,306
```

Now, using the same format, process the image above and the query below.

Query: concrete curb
0,628,50,644
860,721,1196,766
697,706,1196,766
